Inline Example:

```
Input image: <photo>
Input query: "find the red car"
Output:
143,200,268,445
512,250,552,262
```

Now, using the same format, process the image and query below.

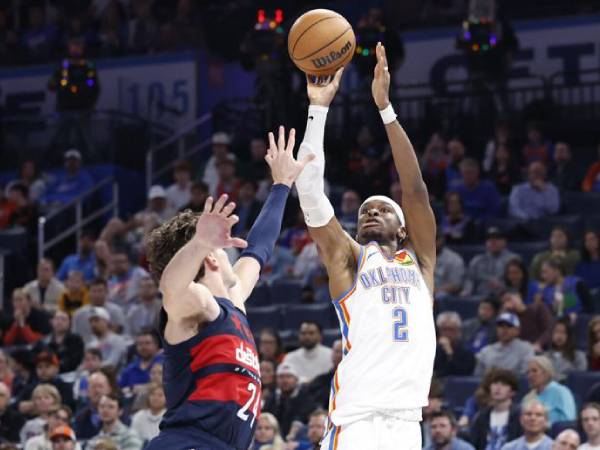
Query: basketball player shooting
295,43,437,450
144,127,313,450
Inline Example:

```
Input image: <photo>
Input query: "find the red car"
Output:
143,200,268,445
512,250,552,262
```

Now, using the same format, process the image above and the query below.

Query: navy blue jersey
157,297,261,450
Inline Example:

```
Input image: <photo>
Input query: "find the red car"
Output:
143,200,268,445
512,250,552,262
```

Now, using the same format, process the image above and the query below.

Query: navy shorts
144,426,235,450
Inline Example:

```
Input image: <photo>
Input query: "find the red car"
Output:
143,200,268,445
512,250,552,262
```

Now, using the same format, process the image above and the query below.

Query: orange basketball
288,9,356,76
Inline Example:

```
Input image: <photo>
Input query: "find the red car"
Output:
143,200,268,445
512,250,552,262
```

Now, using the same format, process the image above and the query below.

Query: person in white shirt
282,322,332,383
580,404,600,450
130,383,166,443
165,160,192,211
23,258,65,312
86,307,128,369
125,277,161,336
553,429,580,450
202,132,236,196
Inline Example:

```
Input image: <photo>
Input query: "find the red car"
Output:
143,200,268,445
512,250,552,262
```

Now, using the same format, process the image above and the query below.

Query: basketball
288,9,356,76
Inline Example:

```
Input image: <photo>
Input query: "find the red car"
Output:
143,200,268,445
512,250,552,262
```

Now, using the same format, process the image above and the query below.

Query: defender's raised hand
372,42,391,110
195,194,247,249
306,67,344,107
265,126,315,187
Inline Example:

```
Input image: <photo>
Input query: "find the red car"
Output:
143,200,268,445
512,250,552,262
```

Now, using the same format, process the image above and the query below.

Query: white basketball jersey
328,243,436,427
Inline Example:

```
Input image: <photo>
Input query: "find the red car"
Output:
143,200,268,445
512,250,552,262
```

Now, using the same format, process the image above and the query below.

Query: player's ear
204,255,219,271
397,227,407,243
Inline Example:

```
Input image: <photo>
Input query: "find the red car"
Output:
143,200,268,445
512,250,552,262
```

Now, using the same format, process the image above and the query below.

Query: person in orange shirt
58,270,89,317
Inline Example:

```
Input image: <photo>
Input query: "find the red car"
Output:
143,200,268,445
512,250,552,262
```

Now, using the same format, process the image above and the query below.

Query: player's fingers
203,196,214,214
381,44,389,67
226,214,239,226
277,125,285,152
286,128,296,154
213,193,228,213
268,131,277,152
222,201,236,217
332,67,344,88
228,237,248,249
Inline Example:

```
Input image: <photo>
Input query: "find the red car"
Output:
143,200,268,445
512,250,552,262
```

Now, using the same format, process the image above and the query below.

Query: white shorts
320,414,421,450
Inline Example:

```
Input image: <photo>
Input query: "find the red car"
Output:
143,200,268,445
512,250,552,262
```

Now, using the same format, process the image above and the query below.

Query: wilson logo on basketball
311,40,352,68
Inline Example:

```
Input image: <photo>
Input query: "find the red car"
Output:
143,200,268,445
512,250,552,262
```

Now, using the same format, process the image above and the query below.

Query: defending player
144,127,312,450
296,43,437,450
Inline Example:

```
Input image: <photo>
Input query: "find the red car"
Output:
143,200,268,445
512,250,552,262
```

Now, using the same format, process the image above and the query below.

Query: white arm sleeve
296,105,335,227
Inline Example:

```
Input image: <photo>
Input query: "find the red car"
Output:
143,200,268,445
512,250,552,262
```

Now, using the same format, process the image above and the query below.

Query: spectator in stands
24,258,65,312
487,144,522,196
0,188,16,228
338,189,361,236
130,361,162,412
56,230,97,282
87,307,128,368
422,378,444,448
434,312,476,376
582,143,600,192
463,295,499,354
544,317,587,381
0,381,23,443
118,329,163,395
308,339,342,409
523,123,553,166
282,322,332,383
475,312,535,376
523,356,577,425
7,182,38,232
215,158,241,202
434,230,466,298
49,424,80,450
530,227,580,281
580,403,600,450
10,349,35,400
73,348,103,403
533,256,592,316
576,230,600,290
0,350,13,390
97,0,126,57
552,429,580,450
75,370,113,439
19,4,57,63
258,328,285,363
34,310,84,373
233,180,262,236
130,383,165,443
445,137,467,189
3,288,51,346
501,291,553,352
20,383,62,444
588,317,600,371
502,399,553,450
180,180,208,213
133,185,175,233
107,249,149,311
72,278,126,344
88,393,142,450
449,158,501,221
251,412,286,450
509,162,560,221
165,160,191,211
462,227,519,296
58,270,89,317
126,0,159,53
245,137,269,182
125,277,161,335
423,411,475,450
202,132,234,195
18,352,75,414
504,259,537,304
260,360,276,409
350,147,390,199
263,363,317,437
440,192,477,244
550,142,582,192
421,131,448,200
291,409,327,450
41,150,94,210
470,369,522,450
24,405,77,450
484,121,512,172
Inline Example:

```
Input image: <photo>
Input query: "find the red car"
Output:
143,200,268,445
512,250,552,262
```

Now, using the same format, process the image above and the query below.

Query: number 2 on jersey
392,307,408,342
237,382,260,427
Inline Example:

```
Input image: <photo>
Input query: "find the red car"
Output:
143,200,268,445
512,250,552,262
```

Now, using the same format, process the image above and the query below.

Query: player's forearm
385,120,428,194
159,237,212,297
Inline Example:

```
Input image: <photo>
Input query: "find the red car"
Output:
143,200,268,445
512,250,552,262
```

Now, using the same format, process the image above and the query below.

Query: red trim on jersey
188,372,260,407
189,334,259,374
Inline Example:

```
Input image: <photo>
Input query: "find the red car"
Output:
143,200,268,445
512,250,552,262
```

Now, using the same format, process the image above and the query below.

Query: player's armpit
307,217,360,299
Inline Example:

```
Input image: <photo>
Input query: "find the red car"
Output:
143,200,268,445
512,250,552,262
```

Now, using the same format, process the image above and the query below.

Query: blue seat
508,241,548,266
246,305,282,332
270,280,303,305
550,421,579,439
436,298,480,320
585,214,600,230
561,192,600,215
443,376,481,415
281,303,337,331
246,285,271,307
565,371,600,407
575,314,591,350
529,215,582,240
448,245,486,264
516,376,530,402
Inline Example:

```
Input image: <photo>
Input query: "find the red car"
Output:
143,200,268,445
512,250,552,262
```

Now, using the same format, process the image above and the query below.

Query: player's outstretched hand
266,126,315,187
306,67,344,107
372,42,391,110
195,194,247,249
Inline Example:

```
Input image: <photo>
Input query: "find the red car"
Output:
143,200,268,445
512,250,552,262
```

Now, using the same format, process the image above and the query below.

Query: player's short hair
429,411,456,427
145,210,205,281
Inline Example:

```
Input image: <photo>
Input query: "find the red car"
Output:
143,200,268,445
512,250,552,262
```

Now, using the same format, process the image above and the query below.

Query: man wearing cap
475,312,535,376
86,307,128,369
40,149,94,209
50,425,78,450
263,362,318,437
462,227,519,296
202,132,236,196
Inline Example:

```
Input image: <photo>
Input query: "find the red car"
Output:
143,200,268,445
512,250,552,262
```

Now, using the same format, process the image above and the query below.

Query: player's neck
378,241,399,258
202,273,228,299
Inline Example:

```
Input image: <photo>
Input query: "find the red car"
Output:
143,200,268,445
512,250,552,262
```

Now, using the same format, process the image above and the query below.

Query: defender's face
356,200,404,245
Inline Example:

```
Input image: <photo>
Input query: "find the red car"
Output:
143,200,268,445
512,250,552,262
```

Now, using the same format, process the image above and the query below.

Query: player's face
490,381,514,403
521,404,547,434
356,200,405,247
582,408,600,439
430,417,454,445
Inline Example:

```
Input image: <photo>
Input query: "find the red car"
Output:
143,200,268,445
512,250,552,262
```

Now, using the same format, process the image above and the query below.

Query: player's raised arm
372,42,436,292
156,195,247,321
231,126,315,306
296,70,361,299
